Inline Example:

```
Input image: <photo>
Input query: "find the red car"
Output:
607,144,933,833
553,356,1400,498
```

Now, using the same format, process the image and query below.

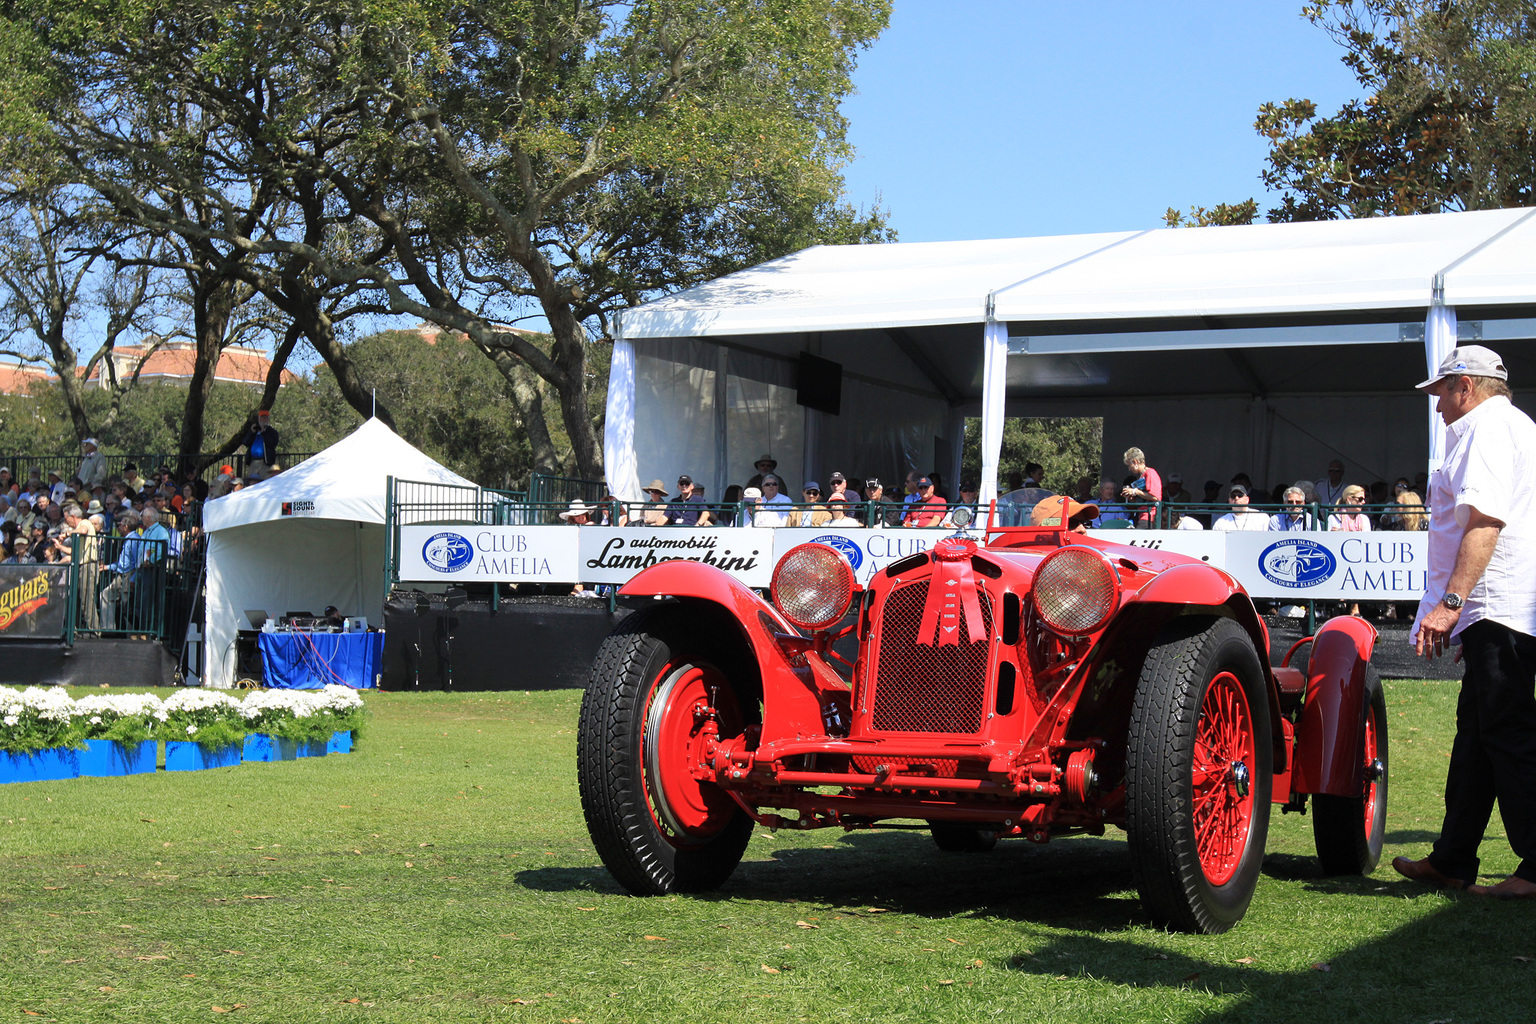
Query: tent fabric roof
202,417,477,533
618,207,1536,341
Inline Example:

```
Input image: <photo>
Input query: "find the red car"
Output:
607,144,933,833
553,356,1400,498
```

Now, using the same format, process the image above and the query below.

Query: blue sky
838,2,1366,242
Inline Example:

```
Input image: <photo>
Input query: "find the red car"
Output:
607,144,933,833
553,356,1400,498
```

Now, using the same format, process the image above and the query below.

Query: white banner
1087,529,1227,567
398,525,580,583
579,527,773,587
772,527,978,585
1221,532,1428,599
395,523,1432,604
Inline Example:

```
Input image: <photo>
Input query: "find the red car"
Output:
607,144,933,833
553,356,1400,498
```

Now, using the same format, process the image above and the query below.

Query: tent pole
977,316,1009,506
1424,299,1457,474
602,334,642,502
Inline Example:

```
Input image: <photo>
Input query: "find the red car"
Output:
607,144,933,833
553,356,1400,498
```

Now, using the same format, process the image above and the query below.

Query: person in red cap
1031,495,1100,534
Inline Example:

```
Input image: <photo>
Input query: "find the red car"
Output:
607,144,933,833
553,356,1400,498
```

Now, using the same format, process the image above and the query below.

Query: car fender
620,560,830,737
1124,562,1287,765
1291,616,1379,796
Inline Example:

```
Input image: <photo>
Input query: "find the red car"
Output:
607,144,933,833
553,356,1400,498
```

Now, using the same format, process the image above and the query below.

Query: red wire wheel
1191,672,1257,887
1313,666,1389,874
1127,617,1272,934
577,606,760,895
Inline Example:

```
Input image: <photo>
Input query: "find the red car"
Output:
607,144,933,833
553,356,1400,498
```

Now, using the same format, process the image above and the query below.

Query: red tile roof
82,341,298,388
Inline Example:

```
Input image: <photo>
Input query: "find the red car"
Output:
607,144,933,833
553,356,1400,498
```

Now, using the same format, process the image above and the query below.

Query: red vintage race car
577,507,1387,933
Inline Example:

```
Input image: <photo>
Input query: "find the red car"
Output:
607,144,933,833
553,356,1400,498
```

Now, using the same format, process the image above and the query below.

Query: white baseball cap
1417,345,1508,390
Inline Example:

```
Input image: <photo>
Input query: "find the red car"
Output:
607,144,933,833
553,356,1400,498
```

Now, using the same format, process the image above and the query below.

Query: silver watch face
1443,592,1464,610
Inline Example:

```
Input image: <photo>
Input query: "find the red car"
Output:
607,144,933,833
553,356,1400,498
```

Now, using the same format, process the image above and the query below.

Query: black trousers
1429,619,1536,884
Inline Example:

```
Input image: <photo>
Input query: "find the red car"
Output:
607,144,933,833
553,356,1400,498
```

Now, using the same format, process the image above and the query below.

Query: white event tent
200,418,478,688
603,207,1536,504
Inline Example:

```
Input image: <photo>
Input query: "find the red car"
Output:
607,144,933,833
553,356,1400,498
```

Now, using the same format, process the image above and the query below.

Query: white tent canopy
605,207,1536,505
201,418,477,688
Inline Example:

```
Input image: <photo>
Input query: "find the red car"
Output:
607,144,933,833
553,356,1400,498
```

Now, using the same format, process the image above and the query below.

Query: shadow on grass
1000,898,1535,1022
520,829,1146,931
1385,828,1440,844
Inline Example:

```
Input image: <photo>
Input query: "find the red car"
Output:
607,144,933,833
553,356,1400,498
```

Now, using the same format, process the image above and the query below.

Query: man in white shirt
1268,487,1317,531
1393,345,1536,898
1213,484,1268,531
758,474,792,527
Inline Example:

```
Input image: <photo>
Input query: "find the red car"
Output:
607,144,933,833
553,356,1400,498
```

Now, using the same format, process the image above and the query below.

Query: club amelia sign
394,524,1431,602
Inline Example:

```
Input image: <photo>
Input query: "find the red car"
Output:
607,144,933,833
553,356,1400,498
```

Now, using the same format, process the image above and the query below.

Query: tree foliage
1,0,892,480
0,327,586,490
1168,0,1536,225
306,330,545,489
961,417,1104,497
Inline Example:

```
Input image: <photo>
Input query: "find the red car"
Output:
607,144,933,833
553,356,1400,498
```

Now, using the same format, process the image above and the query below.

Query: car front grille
865,579,993,734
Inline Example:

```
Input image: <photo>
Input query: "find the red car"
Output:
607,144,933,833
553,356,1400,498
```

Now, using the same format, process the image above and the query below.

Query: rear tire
1126,616,1272,934
1312,666,1388,875
577,607,759,895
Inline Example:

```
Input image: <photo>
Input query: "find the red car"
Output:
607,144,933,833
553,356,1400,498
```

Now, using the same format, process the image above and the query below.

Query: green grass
2,681,1533,1023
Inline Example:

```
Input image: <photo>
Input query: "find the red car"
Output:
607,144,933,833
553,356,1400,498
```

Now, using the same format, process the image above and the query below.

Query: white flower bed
0,685,366,753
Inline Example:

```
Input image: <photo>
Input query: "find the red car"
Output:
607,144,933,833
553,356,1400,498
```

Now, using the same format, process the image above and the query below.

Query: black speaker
797,352,842,415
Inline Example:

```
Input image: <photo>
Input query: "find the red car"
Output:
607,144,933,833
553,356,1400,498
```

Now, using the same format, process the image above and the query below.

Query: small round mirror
951,505,974,528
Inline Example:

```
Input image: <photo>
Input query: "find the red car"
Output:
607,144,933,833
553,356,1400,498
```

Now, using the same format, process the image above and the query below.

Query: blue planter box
164,741,241,772
242,734,299,762
327,730,353,754
0,748,80,783
79,740,156,777
297,739,328,758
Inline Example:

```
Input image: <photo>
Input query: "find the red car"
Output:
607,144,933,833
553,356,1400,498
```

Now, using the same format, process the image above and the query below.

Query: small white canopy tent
200,418,477,688
604,207,1536,504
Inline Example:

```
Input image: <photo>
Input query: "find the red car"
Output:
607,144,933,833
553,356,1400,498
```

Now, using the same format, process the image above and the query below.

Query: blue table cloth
258,630,383,690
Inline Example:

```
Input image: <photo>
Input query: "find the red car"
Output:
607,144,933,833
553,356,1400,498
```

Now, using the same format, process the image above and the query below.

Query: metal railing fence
1,451,315,488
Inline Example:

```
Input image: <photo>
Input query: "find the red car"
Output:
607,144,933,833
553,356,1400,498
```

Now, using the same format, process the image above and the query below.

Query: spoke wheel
1192,672,1258,887
1127,617,1272,934
1312,666,1389,875
578,607,759,895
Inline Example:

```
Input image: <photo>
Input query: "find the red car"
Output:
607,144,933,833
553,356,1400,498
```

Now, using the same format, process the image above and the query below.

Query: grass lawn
2,679,1533,1023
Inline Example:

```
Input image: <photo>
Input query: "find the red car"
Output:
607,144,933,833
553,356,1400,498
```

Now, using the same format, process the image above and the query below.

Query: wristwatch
1441,592,1465,610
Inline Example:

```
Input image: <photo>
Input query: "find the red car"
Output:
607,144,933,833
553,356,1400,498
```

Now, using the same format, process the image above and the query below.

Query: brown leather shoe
1467,877,1536,898
1391,855,1466,890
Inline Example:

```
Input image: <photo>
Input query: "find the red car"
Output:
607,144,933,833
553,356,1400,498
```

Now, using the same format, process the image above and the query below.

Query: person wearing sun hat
558,499,595,525
1030,494,1100,534
746,454,778,491
637,479,671,526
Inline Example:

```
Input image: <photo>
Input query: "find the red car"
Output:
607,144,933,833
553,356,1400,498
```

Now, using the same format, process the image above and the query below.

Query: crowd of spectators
996,446,1434,535
578,447,1432,539
592,455,980,531
0,436,288,634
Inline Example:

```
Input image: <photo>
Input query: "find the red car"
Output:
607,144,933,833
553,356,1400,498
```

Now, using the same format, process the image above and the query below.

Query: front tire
1312,666,1388,874
577,607,758,895
1126,617,1272,934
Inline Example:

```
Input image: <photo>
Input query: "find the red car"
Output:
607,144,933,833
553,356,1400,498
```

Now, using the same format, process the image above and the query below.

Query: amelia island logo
810,533,863,571
1258,538,1338,589
422,532,475,573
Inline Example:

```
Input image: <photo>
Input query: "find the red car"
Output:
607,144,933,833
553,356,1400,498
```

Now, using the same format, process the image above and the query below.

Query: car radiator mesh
867,579,993,734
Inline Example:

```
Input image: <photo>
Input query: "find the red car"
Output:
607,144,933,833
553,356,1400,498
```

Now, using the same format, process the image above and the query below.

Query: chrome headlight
771,543,856,631
1032,546,1119,636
